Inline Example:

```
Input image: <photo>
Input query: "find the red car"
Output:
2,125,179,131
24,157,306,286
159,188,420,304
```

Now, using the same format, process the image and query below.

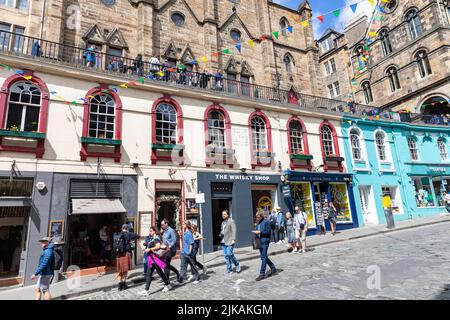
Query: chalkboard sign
49,220,65,241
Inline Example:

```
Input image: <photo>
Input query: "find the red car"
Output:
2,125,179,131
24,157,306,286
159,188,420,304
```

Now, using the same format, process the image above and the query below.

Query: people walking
160,219,181,282
31,237,55,300
140,226,171,295
269,209,277,243
252,211,277,281
294,206,308,253
192,225,207,274
179,221,201,284
329,200,339,235
285,212,296,252
114,224,139,291
315,201,326,235
220,210,241,274
275,207,286,244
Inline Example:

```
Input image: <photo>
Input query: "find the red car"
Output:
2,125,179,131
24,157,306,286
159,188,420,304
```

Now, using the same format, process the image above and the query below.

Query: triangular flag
15,70,24,75
128,81,138,86
287,26,293,33
138,77,145,84
300,20,309,27
213,52,219,57
235,43,242,53
377,5,386,14
247,39,254,47
272,31,279,39
374,15,384,21
223,48,230,54
368,31,378,37
23,75,33,80
375,115,380,120
71,101,78,105
259,34,267,41
317,15,324,23
120,84,128,89
333,9,341,17
87,95,95,99
200,56,207,63
158,71,164,77
368,0,375,6
350,3,358,13
50,91,57,95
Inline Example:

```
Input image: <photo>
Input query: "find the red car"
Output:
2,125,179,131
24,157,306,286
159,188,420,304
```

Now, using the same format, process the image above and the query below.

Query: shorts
295,229,306,242
36,275,52,292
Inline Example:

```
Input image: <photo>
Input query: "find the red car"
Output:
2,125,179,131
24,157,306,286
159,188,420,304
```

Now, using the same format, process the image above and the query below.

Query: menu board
291,182,316,229
329,183,353,224
138,212,152,235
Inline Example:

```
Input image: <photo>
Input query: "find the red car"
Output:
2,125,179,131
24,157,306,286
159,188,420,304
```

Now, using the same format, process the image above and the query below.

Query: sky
273,0,376,39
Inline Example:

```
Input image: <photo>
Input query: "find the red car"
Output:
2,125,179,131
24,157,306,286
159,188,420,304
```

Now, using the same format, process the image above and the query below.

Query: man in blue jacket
252,212,277,281
31,237,55,300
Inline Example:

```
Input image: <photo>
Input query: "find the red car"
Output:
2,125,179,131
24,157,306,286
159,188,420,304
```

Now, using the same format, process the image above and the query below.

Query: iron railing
0,30,449,126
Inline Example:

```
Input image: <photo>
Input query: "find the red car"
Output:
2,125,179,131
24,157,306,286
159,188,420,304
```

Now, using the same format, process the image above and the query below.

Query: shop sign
214,174,271,181
427,167,446,174
195,193,205,204
281,185,291,198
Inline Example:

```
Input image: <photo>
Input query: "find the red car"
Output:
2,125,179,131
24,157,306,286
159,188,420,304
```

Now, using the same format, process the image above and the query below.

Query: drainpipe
39,0,47,40
391,132,412,220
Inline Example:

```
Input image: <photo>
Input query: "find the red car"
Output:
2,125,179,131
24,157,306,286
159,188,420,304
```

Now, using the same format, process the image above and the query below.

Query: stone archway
420,95,450,115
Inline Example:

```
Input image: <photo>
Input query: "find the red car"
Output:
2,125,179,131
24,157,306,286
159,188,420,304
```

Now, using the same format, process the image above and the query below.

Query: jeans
270,227,277,243
179,253,200,281
277,227,285,242
221,244,239,272
259,239,275,275
145,263,169,291
164,249,180,281
100,240,108,260
191,246,204,270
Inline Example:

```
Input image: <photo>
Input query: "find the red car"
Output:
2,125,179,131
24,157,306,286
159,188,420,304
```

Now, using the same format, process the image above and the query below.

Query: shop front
407,164,450,217
284,170,359,233
197,172,286,253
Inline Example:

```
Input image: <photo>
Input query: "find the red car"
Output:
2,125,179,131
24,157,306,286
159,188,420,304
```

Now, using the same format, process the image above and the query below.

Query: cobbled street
74,223,450,300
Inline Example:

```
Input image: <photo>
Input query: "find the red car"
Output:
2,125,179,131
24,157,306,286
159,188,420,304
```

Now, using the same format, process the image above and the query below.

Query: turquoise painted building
342,116,450,226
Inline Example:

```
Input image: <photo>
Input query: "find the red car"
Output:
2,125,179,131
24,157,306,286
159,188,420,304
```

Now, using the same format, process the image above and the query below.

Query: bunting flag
259,34,267,41
200,56,207,63
273,31,280,39
213,52,219,58
247,39,254,47
287,26,293,33
373,15,384,21
368,0,375,6
15,70,24,75
235,43,242,53
317,15,324,23
350,3,358,13
300,20,309,27
376,6,387,14
223,48,230,54
120,84,128,89
333,9,341,18
368,31,378,37
138,77,146,84
23,75,33,80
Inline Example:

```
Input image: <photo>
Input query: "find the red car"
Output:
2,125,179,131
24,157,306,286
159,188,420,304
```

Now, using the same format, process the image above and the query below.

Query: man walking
252,211,277,281
179,221,201,284
220,210,241,274
161,219,181,282
31,237,55,300
275,207,286,244
294,206,308,253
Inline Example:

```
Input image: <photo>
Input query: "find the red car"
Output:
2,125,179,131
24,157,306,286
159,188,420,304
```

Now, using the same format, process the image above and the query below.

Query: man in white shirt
293,206,308,253
149,56,160,76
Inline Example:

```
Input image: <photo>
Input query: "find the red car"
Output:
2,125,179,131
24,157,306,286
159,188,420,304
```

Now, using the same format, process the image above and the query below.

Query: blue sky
274,0,375,39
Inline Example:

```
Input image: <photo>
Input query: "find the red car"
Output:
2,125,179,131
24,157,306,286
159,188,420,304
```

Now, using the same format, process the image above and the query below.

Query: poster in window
138,212,152,236
330,183,353,224
291,182,316,228
48,220,65,241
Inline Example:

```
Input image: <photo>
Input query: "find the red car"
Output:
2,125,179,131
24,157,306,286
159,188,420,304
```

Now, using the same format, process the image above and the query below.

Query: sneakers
162,285,171,292
236,265,241,273
138,290,149,296
202,265,208,275
188,275,195,282
224,271,233,275
266,269,278,277
118,282,124,291
255,274,266,281
302,249,306,253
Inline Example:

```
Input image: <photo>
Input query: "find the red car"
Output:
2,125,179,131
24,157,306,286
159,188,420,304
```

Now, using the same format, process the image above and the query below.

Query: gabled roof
219,12,256,40
159,0,201,24
317,28,342,42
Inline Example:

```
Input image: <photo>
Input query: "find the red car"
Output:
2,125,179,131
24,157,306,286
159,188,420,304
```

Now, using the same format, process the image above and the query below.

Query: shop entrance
211,198,232,250
68,212,125,269
0,207,30,279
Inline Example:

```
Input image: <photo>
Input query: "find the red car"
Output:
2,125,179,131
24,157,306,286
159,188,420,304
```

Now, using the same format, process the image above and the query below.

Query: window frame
437,138,448,161
319,121,343,172
362,81,373,104
408,136,419,161
248,111,272,168
379,28,393,56
349,128,363,161
204,104,233,167
287,116,309,155
5,81,41,132
415,50,432,78
284,53,293,74
405,8,423,40
386,66,401,92
171,12,186,27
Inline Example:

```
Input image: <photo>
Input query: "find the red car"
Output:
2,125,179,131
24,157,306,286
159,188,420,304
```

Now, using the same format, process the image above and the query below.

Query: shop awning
71,198,126,215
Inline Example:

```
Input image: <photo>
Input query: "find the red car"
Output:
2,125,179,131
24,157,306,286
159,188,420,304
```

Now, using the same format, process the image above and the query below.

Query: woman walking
315,202,326,235
285,212,296,253
252,211,277,281
114,224,139,291
329,200,339,235
192,225,207,275
140,226,171,295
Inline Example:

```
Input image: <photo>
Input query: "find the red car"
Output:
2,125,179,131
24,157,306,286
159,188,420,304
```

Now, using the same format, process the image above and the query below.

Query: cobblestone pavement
74,222,450,300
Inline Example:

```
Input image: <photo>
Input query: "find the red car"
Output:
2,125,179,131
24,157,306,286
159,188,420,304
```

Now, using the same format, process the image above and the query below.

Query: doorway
211,198,231,250
155,190,182,248
0,207,30,279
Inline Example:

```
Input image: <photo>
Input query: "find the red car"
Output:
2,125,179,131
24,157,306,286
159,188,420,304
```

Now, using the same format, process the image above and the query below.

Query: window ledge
325,155,344,162
353,168,371,173
354,159,367,164
290,154,313,160
255,151,273,158
81,137,122,146
0,129,45,140
152,143,185,150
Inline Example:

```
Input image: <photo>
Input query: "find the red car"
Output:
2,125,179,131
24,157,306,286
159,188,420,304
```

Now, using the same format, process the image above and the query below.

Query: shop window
408,137,419,160
5,81,41,132
386,66,401,92
415,50,432,78
412,177,436,207
405,8,423,40
350,129,362,161
432,178,445,207
330,183,353,223
438,138,448,161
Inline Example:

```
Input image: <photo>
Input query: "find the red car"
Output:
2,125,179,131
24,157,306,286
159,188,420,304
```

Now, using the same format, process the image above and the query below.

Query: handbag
152,246,169,258
252,236,262,250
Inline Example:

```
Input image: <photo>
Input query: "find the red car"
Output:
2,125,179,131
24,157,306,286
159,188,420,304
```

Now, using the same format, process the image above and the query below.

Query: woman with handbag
139,226,171,295
252,211,277,281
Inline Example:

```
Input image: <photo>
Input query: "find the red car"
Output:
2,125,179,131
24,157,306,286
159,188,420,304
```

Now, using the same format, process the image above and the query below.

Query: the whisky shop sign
214,174,273,181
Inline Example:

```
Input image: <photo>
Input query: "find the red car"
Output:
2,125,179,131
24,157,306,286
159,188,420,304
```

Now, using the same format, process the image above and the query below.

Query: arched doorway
420,96,450,115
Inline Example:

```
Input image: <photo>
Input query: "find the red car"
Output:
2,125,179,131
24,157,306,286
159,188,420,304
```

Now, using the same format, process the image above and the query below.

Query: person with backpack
114,224,139,291
51,241,64,284
31,237,55,300
139,226,171,295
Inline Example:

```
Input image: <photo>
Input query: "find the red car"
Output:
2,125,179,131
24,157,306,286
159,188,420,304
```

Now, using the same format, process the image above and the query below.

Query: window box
152,143,185,150
325,155,344,162
0,129,46,140
81,137,122,146
290,153,313,160
255,151,273,158
207,147,235,157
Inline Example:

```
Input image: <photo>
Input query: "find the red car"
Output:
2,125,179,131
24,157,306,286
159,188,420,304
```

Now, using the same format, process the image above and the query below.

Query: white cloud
333,0,376,32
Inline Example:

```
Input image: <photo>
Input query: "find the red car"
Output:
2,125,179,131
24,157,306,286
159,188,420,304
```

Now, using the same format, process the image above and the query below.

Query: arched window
375,131,387,161
355,46,366,67
362,81,373,104
280,18,289,36
386,66,401,92
251,116,268,153
284,54,293,73
350,129,362,160
6,81,41,132
88,94,115,139
408,137,419,160
155,103,177,144
415,50,432,78
405,9,423,40
382,0,398,13
321,125,335,156
379,29,392,56
438,138,448,161
289,120,303,154
207,110,225,148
